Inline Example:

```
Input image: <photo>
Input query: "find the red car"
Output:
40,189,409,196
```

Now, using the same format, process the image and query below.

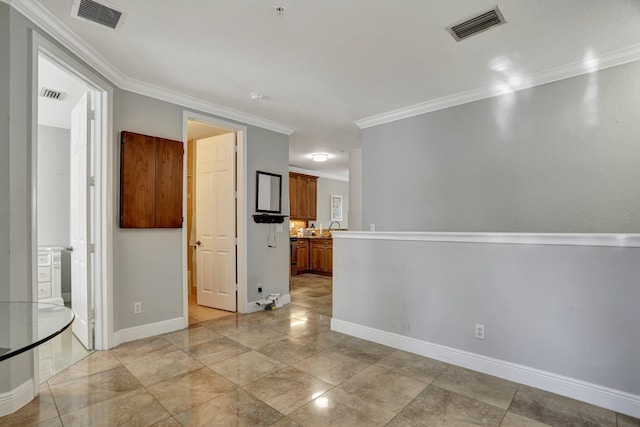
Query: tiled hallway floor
2,274,638,426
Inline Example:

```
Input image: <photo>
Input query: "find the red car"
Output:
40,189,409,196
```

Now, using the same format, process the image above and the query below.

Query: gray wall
246,127,290,303
37,125,70,247
333,237,640,395
312,177,349,230
362,60,640,232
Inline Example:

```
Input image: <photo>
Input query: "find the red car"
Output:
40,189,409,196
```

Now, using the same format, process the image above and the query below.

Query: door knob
64,246,74,252
195,241,202,246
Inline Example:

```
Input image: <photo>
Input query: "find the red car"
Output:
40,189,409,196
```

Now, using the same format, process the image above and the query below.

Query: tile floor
2,273,639,426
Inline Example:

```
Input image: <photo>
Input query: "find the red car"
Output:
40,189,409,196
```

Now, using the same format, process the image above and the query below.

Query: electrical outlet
257,283,263,293
134,302,142,314
369,223,376,231
475,324,485,340
276,224,283,233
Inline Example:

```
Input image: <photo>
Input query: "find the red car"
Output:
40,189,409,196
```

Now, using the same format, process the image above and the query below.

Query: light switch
276,224,283,233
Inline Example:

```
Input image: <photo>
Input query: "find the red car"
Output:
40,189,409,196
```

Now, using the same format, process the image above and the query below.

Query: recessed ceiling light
274,6,286,15
249,92,263,101
310,153,329,162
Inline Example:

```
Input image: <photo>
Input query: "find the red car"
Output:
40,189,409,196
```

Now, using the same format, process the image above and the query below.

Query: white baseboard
331,318,640,418
246,293,291,314
112,317,184,347
0,379,35,418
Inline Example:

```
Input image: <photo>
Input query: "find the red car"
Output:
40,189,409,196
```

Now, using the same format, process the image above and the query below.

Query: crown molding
289,166,349,182
355,42,640,129
11,0,295,136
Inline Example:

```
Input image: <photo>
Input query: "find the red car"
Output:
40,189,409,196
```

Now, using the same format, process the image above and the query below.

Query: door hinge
235,283,238,291
89,243,95,253
234,191,238,199
88,110,96,121
89,176,96,186
90,309,96,321
233,238,238,245
234,146,238,153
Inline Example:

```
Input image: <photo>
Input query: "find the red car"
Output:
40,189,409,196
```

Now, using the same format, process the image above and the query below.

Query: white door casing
70,91,93,350
195,133,237,312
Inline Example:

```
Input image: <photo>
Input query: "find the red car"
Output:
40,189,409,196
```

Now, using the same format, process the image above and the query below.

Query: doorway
182,113,248,326
33,36,113,383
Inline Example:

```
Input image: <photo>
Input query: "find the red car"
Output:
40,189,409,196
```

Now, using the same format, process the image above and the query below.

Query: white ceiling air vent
447,6,506,42
40,87,65,100
71,0,124,29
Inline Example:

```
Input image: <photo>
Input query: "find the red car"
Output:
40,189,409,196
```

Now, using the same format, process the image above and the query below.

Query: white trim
112,317,184,347
10,0,295,136
288,166,348,182
181,111,249,319
331,318,640,418
332,231,640,248
355,43,640,129
246,293,291,314
0,380,35,418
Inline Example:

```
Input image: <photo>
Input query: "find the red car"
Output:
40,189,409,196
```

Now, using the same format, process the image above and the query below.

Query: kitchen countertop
290,236,333,240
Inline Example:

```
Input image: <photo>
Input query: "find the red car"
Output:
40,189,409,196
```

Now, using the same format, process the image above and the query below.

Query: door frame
182,111,248,325
31,35,114,364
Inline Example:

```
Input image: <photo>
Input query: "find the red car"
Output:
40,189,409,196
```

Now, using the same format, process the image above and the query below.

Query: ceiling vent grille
72,0,123,29
40,87,65,100
447,7,506,41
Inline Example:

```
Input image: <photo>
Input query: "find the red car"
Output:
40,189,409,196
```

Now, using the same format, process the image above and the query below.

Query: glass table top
0,302,75,362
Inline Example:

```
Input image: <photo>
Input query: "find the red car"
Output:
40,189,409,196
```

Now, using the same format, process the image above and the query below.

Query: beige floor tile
208,350,286,385
509,385,617,427
294,312,331,326
293,329,351,352
226,327,289,349
38,328,93,383
0,383,59,426
288,387,396,427
184,336,251,366
333,337,395,364
339,365,428,412
59,388,169,427
292,349,370,386
162,326,222,349
35,417,63,427
500,411,551,427
432,365,518,410
243,366,333,415
49,366,141,415
256,337,318,364
124,350,204,386
386,415,427,426
270,317,325,337
269,417,303,426
110,336,177,365
47,350,122,386
618,414,640,427
173,389,283,426
146,367,236,415
376,350,449,384
150,417,182,426
198,318,253,336
400,385,505,426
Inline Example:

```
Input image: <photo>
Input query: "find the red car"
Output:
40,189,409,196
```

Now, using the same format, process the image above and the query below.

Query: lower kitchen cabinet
293,238,332,276
296,239,309,273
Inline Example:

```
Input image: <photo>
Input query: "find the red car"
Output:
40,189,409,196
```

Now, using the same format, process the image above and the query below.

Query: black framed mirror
256,171,282,214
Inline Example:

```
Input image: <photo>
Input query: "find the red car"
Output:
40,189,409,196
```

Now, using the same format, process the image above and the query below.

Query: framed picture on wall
330,195,343,222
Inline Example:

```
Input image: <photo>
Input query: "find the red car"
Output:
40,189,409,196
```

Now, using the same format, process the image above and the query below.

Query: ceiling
20,0,640,179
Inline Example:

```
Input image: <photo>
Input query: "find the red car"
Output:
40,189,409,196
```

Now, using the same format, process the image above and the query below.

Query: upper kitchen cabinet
289,172,318,221
120,131,184,228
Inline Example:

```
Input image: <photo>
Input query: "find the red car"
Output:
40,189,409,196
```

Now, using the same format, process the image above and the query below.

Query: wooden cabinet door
155,137,184,227
289,173,300,218
311,243,324,272
120,132,155,227
306,176,317,220
297,239,309,272
323,241,333,273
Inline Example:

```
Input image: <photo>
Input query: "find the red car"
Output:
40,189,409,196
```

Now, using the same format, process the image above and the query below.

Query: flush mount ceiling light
310,153,329,162
274,6,286,15
249,92,263,101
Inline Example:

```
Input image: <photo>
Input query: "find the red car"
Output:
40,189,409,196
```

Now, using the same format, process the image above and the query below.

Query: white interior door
70,91,93,349
195,133,237,311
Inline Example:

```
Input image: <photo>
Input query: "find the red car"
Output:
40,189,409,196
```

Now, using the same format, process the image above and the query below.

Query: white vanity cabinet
37,247,64,305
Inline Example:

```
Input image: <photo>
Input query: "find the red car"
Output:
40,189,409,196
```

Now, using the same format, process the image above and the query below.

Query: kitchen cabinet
310,238,332,275
120,131,183,228
296,238,309,273
289,172,317,221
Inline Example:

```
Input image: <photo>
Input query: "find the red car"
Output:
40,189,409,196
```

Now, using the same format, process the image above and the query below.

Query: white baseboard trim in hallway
246,293,291,314
331,318,640,418
0,379,34,418
112,317,184,347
